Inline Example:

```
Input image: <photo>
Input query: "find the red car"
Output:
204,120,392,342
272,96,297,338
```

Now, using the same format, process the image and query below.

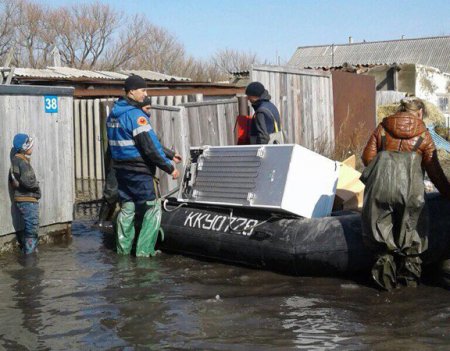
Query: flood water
0,204,449,350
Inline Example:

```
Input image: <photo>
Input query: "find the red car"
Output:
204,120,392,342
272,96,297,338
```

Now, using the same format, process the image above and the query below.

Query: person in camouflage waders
361,98,450,290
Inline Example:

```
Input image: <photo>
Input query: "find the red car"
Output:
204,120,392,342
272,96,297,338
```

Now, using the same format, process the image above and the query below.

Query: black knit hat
124,75,147,91
245,81,265,97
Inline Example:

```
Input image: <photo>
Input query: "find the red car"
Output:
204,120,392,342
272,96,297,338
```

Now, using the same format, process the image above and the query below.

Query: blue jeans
15,202,39,254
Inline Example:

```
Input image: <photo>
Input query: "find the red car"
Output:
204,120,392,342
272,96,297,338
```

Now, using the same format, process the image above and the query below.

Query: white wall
416,65,450,112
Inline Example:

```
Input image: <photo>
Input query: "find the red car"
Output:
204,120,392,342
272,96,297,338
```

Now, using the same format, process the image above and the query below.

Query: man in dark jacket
9,133,41,254
245,81,282,144
106,75,180,257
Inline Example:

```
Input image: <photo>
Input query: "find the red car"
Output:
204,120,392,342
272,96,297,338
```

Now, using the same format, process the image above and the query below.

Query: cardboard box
333,155,365,211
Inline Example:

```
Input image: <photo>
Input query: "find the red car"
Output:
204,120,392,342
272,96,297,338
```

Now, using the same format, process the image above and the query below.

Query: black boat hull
160,194,450,276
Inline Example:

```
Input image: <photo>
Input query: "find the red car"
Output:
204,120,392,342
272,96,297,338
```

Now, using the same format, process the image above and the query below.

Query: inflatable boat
159,193,450,276
156,145,450,276
96,144,450,278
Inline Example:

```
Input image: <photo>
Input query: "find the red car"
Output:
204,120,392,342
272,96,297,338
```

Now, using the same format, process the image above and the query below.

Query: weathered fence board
93,99,103,179
153,99,238,195
73,100,82,179
0,85,74,236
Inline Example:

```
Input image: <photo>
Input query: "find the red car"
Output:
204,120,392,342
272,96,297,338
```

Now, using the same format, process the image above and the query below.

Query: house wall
415,65,450,114
365,64,415,94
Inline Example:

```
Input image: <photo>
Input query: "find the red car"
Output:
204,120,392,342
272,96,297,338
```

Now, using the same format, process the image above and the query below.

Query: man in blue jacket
106,75,179,257
245,81,282,144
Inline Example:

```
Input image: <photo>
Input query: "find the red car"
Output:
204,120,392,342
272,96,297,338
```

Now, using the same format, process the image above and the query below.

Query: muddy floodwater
0,205,449,350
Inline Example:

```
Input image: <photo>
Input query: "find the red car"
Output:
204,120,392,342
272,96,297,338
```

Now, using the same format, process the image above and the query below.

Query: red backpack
234,115,252,145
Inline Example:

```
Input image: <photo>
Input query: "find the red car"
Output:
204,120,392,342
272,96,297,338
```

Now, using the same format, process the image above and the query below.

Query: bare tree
0,0,20,63
100,15,190,77
129,22,187,74
0,0,260,83
51,2,119,68
99,15,149,71
212,48,259,75
179,57,227,82
14,0,55,68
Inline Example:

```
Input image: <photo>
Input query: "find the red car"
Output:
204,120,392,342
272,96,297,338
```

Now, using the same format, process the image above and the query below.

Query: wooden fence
96,98,238,195
73,94,202,181
0,85,74,237
151,99,238,194
251,65,335,154
74,67,337,198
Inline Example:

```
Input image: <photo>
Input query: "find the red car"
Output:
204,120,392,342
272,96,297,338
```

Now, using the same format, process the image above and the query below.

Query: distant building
288,35,450,74
288,36,450,115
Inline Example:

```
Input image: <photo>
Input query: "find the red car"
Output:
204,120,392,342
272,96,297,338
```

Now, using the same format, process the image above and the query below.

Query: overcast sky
39,0,450,63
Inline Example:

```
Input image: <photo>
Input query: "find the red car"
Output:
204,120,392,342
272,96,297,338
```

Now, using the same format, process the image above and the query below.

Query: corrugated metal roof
120,70,191,82
95,71,129,80
288,36,450,73
47,67,115,79
11,67,189,81
13,68,70,79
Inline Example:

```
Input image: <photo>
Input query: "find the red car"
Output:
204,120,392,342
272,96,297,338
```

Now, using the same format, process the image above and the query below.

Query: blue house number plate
44,95,58,113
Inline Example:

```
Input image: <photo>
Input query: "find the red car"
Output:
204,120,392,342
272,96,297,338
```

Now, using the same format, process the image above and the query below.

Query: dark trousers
98,168,119,222
15,202,39,254
103,167,118,204
115,169,156,203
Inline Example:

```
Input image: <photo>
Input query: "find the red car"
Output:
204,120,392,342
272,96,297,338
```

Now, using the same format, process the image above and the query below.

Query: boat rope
163,199,187,212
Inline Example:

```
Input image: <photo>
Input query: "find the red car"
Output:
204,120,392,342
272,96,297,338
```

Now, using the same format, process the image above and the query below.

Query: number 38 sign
44,95,58,113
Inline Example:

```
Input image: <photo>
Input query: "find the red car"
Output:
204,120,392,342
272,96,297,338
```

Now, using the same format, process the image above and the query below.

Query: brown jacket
362,112,450,199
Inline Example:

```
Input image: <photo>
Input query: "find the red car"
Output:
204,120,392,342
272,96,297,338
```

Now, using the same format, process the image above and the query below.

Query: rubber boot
397,256,421,288
116,202,135,255
439,259,450,289
98,200,112,225
372,254,397,291
136,200,162,257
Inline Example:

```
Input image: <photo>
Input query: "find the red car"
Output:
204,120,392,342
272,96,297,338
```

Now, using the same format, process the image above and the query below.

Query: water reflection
0,218,449,350
281,296,363,350
0,255,44,350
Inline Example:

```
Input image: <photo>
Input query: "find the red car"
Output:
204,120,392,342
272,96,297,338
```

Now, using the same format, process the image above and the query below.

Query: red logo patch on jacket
137,116,148,126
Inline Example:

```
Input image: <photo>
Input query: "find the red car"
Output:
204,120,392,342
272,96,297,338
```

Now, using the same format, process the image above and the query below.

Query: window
438,95,449,113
